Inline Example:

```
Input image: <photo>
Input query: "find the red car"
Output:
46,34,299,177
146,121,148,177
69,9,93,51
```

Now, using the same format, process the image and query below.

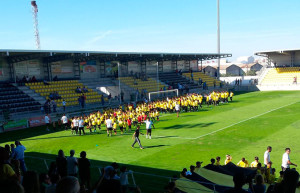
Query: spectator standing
51,100,57,113
22,171,40,193
225,172,252,193
120,166,132,193
39,173,51,193
264,146,272,168
81,94,86,108
281,147,297,172
78,96,82,107
101,95,105,106
56,176,80,193
10,144,16,160
45,174,60,193
0,147,20,181
45,114,50,131
78,151,91,189
56,150,67,178
108,93,112,105
250,174,266,193
62,99,66,112
67,150,78,177
14,141,27,174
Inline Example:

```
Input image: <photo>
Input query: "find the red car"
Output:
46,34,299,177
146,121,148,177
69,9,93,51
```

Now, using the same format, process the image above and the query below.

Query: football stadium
1,1,300,193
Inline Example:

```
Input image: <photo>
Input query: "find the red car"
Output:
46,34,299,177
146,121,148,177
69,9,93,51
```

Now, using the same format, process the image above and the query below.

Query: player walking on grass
61,114,68,130
132,126,144,149
105,117,113,137
175,103,180,117
145,118,155,139
281,147,297,172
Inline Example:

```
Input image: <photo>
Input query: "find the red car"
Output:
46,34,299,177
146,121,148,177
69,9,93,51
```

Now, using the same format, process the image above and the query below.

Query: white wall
0,58,11,82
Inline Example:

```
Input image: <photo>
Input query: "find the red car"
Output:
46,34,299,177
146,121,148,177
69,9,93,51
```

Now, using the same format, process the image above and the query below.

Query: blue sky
1,0,300,61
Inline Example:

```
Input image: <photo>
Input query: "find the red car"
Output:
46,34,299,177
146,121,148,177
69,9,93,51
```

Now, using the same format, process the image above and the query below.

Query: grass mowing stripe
165,101,299,140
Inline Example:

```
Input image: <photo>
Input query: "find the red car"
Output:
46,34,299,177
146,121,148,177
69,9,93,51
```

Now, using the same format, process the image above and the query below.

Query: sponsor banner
80,60,97,73
28,116,49,127
105,61,118,75
15,60,40,76
51,62,73,74
4,119,28,131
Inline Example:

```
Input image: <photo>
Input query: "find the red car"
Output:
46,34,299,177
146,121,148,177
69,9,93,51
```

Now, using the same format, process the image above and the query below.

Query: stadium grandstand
0,49,231,123
255,49,300,90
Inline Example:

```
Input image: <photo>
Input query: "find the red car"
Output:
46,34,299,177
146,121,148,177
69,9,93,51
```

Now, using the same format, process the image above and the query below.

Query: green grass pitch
1,91,300,192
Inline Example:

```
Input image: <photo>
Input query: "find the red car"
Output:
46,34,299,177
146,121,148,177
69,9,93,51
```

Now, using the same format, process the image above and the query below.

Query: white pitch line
154,101,299,140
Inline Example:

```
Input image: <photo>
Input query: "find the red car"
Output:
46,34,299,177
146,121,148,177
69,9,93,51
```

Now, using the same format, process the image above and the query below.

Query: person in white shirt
144,118,155,139
67,150,78,176
264,146,272,168
175,103,180,117
105,118,113,137
281,148,297,172
61,114,68,130
78,117,85,135
71,117,79,135
45,114,50,131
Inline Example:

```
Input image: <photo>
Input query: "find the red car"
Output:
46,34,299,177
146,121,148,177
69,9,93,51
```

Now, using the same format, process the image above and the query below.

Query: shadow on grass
153,136,179,139
24,152,179,193
161,122,217,130
143,144,169,149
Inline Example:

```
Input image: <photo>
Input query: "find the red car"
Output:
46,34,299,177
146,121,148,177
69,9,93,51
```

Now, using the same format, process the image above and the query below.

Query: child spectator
120,166,132,193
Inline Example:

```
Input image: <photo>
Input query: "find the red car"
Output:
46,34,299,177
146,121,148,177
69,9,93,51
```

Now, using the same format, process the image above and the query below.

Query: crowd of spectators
49,91,61,100
0,141,142,193
43,99,57,114
76,87,89,93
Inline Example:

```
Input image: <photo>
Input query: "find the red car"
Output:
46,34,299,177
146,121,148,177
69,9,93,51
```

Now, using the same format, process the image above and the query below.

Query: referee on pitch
131,126,144,149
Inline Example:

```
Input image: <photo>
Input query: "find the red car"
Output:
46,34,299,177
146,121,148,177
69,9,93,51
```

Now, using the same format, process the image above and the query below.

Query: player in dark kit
131,126,144,149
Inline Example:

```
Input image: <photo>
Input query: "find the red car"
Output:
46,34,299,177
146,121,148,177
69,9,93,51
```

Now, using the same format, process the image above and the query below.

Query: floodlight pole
157,62,159,92
118,62,121,105
217,0,220,80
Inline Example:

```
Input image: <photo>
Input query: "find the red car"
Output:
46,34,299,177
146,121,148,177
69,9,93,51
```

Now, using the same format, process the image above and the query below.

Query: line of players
61,91,234,137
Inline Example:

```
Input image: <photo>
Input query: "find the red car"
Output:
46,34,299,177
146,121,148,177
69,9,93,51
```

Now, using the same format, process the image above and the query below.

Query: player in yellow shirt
119,120,124,134
250,156,260,168
230,91,234,101
216,156,221,166
97,118,102,132
91,118,97,132
236,158,249,168
225,154,232,165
